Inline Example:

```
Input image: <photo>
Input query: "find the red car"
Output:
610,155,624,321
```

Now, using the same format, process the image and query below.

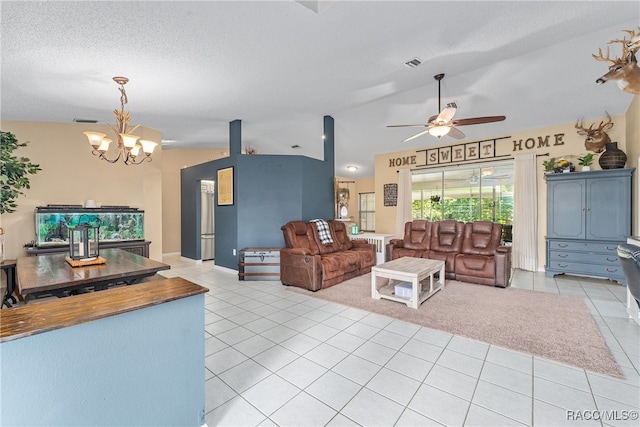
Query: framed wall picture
383,183,398,206
217,167,234,206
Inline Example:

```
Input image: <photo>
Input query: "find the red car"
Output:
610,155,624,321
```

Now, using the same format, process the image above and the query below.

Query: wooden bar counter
0,277,209,426
1,276,206,342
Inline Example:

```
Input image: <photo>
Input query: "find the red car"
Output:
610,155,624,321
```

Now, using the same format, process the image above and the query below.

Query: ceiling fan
387,73,506,142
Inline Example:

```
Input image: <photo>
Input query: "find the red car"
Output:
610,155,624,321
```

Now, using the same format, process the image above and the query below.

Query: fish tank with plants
34,205,144,247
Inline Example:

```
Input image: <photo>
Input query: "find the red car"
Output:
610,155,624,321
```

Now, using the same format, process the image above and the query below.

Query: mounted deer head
593,28,640,95
575,112,613,153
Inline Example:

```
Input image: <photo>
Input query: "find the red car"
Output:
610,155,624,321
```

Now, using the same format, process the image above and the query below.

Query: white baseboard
215,265,238,275
162,252,181,257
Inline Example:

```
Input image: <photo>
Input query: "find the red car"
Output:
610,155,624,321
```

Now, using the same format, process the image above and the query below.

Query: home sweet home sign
387,134,565,170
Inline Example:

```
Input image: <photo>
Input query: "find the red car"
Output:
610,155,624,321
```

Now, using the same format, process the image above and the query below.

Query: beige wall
373,113,629,271
352,176,374,228
161,148,227,254
335,176,375,226
355,176,375,196
624,95,640,235
0,121,163,260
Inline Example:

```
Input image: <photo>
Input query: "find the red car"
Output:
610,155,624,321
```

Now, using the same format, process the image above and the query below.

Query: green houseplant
1,131,41,214
542,157,556,173
577,153,594,171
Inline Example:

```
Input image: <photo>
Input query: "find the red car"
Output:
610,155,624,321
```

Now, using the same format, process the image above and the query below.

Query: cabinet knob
558,263,568,268
606,257,618,262
606,268,618,273
558,244,568,248
559,254,568,258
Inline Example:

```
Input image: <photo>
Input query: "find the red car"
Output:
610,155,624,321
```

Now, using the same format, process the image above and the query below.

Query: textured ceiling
1,1,638,178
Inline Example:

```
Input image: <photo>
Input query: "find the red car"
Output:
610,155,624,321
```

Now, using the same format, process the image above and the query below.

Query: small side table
1,259,18,308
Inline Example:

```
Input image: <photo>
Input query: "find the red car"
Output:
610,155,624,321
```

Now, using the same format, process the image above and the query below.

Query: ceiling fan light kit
428,125,451,138
388,73,506,142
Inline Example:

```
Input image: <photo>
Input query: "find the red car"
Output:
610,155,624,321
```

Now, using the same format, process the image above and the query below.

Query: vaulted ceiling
1,1,637,178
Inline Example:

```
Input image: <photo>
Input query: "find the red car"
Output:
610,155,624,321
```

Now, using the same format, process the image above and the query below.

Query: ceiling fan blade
402,129,431,142
452,115,506,126
387,124,428,128
436,102,457,123
388,73,506,139
447,126,465,139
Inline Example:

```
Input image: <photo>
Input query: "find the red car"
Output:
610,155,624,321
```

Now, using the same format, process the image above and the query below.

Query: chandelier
83,77,157,165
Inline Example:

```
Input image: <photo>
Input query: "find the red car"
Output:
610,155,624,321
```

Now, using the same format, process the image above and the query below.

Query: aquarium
34,206,145,247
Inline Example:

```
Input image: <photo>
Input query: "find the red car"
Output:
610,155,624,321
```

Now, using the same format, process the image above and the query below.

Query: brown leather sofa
280,220,376,291
386,220,511,287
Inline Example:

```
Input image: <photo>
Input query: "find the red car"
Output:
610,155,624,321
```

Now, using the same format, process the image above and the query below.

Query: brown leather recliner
387,220,432,260
386,220,464,279
280,221,322,290
386,220,512,287
429,220,465,279
455,221,511,287
280,220,376,291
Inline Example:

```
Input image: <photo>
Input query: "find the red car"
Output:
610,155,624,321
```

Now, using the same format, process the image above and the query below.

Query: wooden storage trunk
238,248,281,281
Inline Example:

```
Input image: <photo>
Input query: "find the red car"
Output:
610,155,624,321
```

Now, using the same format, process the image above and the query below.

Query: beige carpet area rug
287,273,623,378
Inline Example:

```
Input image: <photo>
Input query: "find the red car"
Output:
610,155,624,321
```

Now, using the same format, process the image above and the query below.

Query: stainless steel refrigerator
201,180,215,260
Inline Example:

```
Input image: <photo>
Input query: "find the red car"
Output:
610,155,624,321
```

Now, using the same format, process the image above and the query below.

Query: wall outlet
232,249,236,256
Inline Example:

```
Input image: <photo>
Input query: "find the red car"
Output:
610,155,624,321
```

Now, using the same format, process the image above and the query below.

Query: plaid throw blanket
310,219,333,244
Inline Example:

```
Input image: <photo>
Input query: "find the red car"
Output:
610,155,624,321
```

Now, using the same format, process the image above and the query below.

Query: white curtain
513,153,538,271
395,169,413,238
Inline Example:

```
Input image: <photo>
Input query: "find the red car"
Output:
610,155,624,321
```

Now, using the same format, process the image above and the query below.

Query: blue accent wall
0,294,205,426
180,117,335,270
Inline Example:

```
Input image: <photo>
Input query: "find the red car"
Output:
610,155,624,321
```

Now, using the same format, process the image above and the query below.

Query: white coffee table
371,257,445,309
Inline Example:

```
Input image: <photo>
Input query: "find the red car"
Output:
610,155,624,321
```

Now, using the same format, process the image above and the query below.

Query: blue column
229,119,242,158
323,115,335,176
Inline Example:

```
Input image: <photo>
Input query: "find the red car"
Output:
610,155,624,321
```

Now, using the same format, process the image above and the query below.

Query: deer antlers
593,28,640,95
613,28,640,52
592,45,628,65
575,112,613,154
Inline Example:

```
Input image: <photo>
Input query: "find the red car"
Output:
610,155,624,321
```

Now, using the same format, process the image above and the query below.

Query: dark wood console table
17,248,170,301
25,240,151,257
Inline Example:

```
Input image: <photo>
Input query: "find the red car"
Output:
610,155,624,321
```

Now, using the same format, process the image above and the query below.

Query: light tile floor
160,256,640,427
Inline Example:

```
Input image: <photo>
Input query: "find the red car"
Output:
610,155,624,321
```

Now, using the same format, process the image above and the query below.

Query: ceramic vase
598,142,627,169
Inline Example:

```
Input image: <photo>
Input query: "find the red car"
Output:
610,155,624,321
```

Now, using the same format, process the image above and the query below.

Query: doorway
200,180,215,261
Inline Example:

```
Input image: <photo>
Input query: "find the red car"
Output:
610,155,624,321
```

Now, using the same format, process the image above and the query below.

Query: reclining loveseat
280,220,376,291
386,220,511,287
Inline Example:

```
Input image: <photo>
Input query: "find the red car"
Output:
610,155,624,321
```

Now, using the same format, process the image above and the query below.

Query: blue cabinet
545,168,634,282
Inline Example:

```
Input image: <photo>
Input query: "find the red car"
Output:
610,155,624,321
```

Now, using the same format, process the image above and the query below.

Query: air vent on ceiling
404,58,422,68
73,118,98,123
